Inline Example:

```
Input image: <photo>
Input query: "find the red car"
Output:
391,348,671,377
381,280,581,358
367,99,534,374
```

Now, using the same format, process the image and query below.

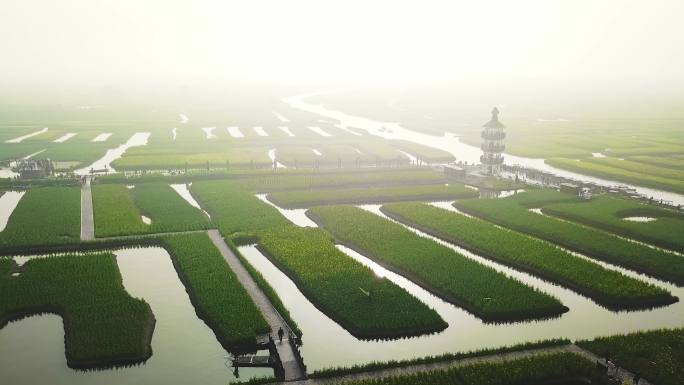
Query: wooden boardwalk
208,230,306,381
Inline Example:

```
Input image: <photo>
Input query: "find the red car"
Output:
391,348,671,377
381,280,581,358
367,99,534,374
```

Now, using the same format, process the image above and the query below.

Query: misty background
1,0,683,119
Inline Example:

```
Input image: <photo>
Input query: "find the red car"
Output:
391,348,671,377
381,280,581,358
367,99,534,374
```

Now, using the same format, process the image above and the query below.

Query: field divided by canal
309,205,568,322
542,195,684,254
191,180,448,339
268,183,478,208
454,190,684,285
381,202,677,310
92,183,212,237
0,252,153,368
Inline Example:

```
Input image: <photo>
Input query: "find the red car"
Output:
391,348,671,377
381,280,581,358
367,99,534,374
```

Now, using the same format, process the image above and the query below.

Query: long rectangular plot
542,195,684,253
310,205,569,321
382,202,676,310
0,186,80,251
268,183,478,208
191,180,448,338
455,190,684,285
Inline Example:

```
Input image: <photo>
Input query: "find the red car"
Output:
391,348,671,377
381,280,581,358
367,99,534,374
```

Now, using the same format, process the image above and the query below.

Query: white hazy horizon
1,0,683,89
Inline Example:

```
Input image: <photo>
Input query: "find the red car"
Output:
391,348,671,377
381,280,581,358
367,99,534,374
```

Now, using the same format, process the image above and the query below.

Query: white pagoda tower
480,107,506,175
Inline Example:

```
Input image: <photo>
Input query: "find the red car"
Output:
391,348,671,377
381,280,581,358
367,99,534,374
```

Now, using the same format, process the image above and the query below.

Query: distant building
15,159,54,179
480,107,506,175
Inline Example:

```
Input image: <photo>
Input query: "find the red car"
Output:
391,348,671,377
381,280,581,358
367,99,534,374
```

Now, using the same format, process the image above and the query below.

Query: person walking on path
278,327,284,343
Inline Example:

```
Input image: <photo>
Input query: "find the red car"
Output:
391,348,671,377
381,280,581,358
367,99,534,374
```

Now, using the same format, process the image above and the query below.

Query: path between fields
207,230,306,381
80,177,94,241
285,344,649,385
75,196,650,385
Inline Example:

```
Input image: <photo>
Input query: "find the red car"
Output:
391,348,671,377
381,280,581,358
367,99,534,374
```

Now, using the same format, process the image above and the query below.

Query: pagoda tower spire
480,107,506,175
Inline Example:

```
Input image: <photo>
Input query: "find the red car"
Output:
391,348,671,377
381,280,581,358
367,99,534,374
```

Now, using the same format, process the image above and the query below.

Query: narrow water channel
0,247,270,384
238,198,684,371
75,132,151,175
255,194,316,227
283,93,684,206
170,183,212,219
0,191,26,231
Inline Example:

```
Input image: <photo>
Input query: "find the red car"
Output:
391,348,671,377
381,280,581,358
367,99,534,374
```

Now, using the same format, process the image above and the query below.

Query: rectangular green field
92,183,211,237
268,183,478,208
0,186,81,251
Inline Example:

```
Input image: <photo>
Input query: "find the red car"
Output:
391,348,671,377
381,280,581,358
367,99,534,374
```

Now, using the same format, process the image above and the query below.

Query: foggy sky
2,0,683,88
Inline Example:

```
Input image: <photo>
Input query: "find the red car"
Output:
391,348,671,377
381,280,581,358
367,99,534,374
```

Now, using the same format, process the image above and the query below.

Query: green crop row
543,195,684,253
578,328,684,385
161,233,270,351
382,202,675,310
92,183,211,237
628,155,684,170
191,180,291,235
257,226,448,338
309,205,567,321
229,240,303,338
0,253,153,368
191,180,448,338
329,352,601,385
0,186,81,251
268,183,478,208
546,157,684,195
132,183,212,232
310,339,571,379
239,168,447,193
101,168,445,193
93,184,148,236
455,190,684,285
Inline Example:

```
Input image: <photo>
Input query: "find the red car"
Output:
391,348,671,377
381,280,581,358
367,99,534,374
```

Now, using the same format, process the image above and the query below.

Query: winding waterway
283,93,684,206
75,132,151,175
242,196,684,371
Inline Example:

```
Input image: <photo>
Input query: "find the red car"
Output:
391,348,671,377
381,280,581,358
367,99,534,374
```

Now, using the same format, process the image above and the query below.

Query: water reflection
170,183,212,219
237,199,684,371
0,248,270,384
254,194,316,227
284,93,684,206
75,132,151,175
0,191,26,231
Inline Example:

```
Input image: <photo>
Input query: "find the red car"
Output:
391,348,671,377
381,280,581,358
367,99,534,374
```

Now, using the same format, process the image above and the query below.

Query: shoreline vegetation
547,157,684,196
542,195,684,254
381,202,678,310
309,339,571,378
2,164,682,380
191,180,449,339
0,253,155,369
308,205,569,322
161,234,272,352
577,328,684,385
298,351,604,385
454,190,684,285
267,183,478,208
